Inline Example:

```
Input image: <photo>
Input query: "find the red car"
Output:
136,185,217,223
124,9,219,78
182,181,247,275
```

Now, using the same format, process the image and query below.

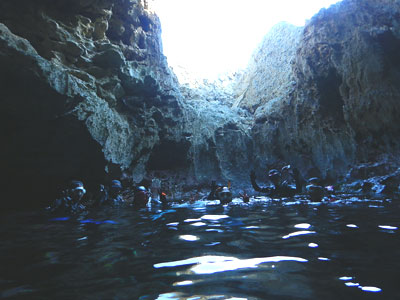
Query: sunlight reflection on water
201,215,229,220
1,197,398,299
294,223,311,229
179,235,199,241
282,230,316,239
154,255,308,274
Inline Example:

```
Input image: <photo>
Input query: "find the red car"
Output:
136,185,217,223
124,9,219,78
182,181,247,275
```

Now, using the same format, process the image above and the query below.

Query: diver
93,184,108,207
305,177,325,202
109,180,124,204
49,180,87,213
206,181,233,204
250,165,302,198
93,179,124,206
160,191,168,207
239,190,250,203
218,186,233,205
207,180,223,200
133,186,150,209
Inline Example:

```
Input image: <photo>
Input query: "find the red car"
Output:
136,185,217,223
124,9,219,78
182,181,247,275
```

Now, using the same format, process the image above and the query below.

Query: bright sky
152,0,342,80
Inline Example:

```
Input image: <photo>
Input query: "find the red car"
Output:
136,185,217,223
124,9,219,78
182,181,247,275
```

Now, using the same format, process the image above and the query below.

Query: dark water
1,197,400,300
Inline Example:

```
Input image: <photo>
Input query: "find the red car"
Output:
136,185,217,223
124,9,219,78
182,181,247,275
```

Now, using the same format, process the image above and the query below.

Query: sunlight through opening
151,0,343,81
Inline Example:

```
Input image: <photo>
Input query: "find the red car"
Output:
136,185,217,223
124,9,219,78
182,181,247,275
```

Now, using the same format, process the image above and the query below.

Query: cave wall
0,0,188,206
234,22,303,112
237,0,400,179
0,0,254,207
2,0,400,206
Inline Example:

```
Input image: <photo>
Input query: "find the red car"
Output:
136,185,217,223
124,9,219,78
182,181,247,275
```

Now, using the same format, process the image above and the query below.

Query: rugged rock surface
182,90,253,185
0,0,188,206
1,0,400,207
0,0,253,207
234,22,303,112
238,0,400,180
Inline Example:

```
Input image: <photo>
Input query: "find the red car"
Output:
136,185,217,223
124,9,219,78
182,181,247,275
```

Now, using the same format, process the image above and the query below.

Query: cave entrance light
152,0,342,84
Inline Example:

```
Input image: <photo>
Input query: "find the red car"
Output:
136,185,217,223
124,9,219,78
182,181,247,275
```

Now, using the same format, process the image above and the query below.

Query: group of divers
47,164,397,214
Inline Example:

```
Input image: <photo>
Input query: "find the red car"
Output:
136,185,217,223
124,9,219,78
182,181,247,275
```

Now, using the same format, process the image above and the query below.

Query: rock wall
177,70,253,185
234,22,303,112
238,0,400,180
0,0,188,206
181,87,253,186
0,0,253,207
2,0,400,207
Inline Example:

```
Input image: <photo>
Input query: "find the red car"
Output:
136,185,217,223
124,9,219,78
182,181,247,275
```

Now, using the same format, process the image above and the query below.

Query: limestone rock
0,0,185,206
2,0,400,207
235,22,303,112
239,0,400,180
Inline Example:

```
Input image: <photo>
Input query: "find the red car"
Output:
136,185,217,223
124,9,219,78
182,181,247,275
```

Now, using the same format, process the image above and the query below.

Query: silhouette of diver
250,165,302,198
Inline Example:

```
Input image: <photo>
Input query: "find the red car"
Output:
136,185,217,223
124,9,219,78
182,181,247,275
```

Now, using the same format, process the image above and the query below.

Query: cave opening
152,0,342,82
0,67,108,210
147,140,191,171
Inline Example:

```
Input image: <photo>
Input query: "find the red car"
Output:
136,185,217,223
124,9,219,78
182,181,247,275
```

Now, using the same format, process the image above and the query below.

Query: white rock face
175,64,253,184
234,22,303,112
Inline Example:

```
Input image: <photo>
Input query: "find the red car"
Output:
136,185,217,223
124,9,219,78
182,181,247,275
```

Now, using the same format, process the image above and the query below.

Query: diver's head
134,186,149,207
68,180,86,202
307,177,320,185
110,180,122,197
268,169,281,185
219,187,232,204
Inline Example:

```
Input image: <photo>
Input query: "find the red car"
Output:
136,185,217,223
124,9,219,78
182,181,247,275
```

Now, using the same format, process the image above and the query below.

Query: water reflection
200,215,229,220
378,225,398,230
294,223,312,229
359,286,382,292
282,230,316,239
155,255,308,274
190,222,206,227
345,282,360,287
173,280,194,286
1,199,399,299
346,224,358,228
179,235,199,241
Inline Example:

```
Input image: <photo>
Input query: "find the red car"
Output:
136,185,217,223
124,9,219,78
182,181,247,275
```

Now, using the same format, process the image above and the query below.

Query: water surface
1,198,399,299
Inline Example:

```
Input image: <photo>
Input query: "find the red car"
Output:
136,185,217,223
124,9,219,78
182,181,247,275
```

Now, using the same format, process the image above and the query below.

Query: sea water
1,197,399,299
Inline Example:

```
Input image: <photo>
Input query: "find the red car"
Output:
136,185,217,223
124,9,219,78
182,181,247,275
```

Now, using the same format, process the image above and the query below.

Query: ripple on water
294,223,311,229
154,255,308,274
282,231,316,239
346,224,358,228
201,215,229,221
167,222,179,226
318,257,330,261
339,276,353,281
359,286,382,292
190,222,207,227
184,218,202,223
205,229,224,233
378,225,398,230
173,280,193,286
179,235,199,241
345,282,360,287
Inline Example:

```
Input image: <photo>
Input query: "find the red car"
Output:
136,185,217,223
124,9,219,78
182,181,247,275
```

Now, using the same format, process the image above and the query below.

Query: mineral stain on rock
1,0,400,207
